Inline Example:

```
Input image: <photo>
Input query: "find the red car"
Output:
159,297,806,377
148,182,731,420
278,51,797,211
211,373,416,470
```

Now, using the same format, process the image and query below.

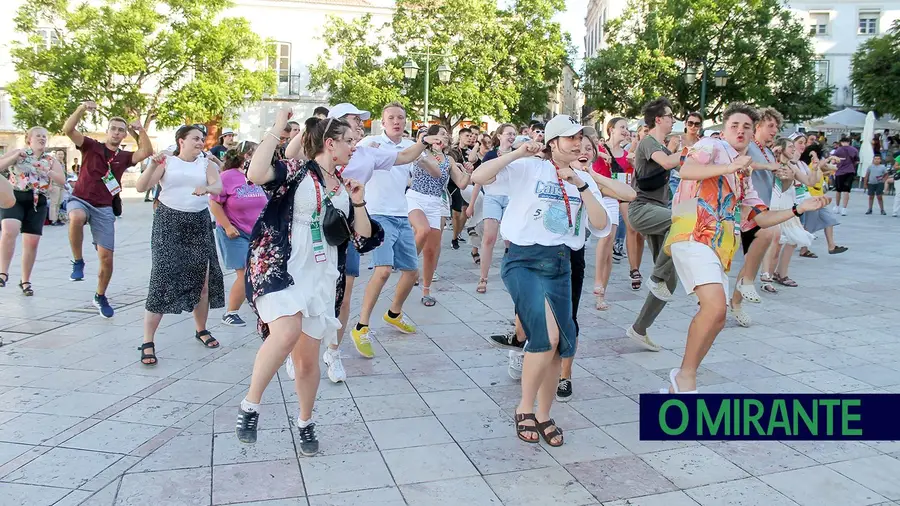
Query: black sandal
630,269,642,291
515,412,540,443
536,418,564,447
195,330,220,348
0,273,7,288
471,250,480,265
138,342,157,365
18,281,33,296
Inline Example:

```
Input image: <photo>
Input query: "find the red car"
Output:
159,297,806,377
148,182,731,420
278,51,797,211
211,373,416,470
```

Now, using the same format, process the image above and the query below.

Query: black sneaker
297,423,319,456
556,378,572,402
488,328,525,350
236,407,259,443
222,312,247,327
451,238,460,250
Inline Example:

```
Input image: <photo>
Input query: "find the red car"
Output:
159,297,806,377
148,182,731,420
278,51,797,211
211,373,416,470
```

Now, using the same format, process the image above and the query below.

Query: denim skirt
501,243,577,358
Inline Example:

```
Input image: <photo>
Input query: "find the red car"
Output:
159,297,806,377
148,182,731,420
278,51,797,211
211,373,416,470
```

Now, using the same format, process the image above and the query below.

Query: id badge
310,220,327,263
102,169,121,196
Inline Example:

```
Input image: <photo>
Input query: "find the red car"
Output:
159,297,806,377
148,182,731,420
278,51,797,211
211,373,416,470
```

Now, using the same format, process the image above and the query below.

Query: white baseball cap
219,129,235,138
328,103,371,121
543,115,597,145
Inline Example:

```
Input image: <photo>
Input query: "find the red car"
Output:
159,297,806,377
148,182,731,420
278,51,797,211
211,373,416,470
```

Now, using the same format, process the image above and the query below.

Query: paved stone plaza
1,189,899,506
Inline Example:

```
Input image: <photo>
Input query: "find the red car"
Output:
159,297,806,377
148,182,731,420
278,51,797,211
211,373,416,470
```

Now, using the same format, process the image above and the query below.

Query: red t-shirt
74,136,136,207
592,145,633,179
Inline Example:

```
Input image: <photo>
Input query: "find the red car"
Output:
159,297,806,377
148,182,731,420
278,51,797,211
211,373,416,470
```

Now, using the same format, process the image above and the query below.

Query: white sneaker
832,205,840,214
432,272,440,282
649,279,673,302
508,350,523,380
284,354,295,380
840,207,847,216
323,348,347,383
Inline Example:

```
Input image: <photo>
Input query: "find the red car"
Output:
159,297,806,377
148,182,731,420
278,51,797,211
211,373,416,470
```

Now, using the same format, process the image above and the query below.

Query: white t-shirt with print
358,134,415,216
490,157,612,250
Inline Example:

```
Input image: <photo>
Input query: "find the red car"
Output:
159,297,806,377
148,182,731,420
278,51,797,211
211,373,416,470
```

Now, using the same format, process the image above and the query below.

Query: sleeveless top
158,155,210,213
410,154,450,197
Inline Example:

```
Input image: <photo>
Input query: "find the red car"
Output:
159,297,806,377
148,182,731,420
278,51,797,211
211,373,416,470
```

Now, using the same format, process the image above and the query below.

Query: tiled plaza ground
1,188,900,505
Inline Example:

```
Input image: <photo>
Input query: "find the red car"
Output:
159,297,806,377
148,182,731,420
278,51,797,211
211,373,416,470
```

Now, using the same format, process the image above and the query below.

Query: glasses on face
686,120,701,128
532,130,544,135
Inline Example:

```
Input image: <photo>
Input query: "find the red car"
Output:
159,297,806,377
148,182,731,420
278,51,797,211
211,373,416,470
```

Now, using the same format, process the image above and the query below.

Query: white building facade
583,0,900,110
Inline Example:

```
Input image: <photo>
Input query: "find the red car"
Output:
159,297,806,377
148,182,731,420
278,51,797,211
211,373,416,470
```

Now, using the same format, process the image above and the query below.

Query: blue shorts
215,226,251,270
501,244,577,358
346,241,361,277
67,196,116,251
482,194,509,222
370,215,417,271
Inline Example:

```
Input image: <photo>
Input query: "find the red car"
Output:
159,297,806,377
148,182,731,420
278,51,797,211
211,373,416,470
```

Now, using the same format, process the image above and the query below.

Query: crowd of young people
0,96,861,454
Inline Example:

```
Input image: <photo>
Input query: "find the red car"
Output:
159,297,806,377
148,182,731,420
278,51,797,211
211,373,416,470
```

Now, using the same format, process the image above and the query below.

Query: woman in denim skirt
471,115,611,447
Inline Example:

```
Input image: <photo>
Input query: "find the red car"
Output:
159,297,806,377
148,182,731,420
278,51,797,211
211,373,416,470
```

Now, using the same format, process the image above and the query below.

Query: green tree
10,0,275,137
308,0,571,128
582,0,833,122
851,20,900,118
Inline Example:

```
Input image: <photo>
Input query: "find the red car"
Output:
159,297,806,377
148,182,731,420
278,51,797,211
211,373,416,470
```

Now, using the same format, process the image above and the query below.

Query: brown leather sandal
536,418,564,447
515,412,540,443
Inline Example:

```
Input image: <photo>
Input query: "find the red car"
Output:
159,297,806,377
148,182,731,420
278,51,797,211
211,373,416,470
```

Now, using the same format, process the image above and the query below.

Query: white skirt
770,184,814,248
601,197,620,227
407,189,449,230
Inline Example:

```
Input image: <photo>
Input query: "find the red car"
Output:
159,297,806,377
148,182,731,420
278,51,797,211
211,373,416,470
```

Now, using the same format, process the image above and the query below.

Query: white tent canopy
806,108,900,131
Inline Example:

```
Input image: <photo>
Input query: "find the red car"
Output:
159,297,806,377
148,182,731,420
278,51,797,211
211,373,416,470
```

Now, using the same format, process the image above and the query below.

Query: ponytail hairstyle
173,125,204,156
605,117,626,140
223,149,243,170
301,117,351,160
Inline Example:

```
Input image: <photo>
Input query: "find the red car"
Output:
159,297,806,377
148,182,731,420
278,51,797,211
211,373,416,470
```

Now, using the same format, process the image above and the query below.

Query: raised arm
130,121,153,165
63,101,94,147
248,108,291,185
395,134,445,165
472,141,541,185
135,153,166,193
285,129,304,160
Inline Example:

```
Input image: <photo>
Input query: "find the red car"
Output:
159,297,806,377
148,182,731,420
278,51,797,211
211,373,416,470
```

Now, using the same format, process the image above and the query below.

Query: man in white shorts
662,102,829,393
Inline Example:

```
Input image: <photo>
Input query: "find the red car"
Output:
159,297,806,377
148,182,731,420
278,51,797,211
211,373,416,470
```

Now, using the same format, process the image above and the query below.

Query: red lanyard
311,172,341,215
754,141,771,163
104,147,119,172
550,161,573,228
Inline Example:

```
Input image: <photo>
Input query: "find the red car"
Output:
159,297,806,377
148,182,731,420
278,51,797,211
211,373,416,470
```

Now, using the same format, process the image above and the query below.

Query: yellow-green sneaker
350,326,375,358
383,312,416,334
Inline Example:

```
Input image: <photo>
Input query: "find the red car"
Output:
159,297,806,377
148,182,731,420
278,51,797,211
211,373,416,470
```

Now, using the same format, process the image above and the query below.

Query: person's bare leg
594,225,616,292
20,234,40,284
409,210,429,254
290,333,321,422
96,246,114,296
452,209,465,240
534,300,563,445
192,268,210,332
0,219,21,276
560,356,573,380
421,229,441,299
841,191,850,209
227,268,246,313
761,232,780,276
517,347,555,441
479,219,500,281
141,311,165,363
334,275,355,349
877,194,885,212
674,283,727,392
391,270,417,313
245,313,303,404
67,210,86,261
824,226,836,250
358,268,391,326
775,244,796,278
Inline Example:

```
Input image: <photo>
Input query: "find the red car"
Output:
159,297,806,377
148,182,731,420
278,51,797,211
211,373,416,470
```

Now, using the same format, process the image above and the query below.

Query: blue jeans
369,215,418,271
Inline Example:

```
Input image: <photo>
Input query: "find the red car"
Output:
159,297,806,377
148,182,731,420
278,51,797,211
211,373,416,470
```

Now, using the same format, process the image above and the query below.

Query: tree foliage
308,0,571,128
10,0,275,134
851,20,900,118
582,0,833,122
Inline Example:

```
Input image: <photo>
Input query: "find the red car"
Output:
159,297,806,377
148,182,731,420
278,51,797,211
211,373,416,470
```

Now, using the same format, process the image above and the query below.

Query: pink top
210,168,268,234
592,145,633,181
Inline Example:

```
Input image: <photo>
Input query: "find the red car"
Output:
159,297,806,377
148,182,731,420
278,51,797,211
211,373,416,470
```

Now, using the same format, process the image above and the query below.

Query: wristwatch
576,182,590,193
791,203,802,217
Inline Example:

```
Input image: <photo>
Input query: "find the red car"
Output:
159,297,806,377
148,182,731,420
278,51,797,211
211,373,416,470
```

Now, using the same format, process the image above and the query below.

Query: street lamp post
403,48,452,124
684,61,729,117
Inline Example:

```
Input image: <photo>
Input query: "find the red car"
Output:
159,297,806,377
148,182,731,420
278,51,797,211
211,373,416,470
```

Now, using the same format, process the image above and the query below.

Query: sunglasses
686,120,701,127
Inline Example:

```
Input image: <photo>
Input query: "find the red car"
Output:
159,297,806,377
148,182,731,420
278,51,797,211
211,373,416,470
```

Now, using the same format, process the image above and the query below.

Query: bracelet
352,200,367,208
791,203,802,217
264,131,280,142
576,182,590,193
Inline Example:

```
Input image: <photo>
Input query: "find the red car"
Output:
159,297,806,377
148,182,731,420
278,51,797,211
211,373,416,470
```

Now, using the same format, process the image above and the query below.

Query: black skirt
146,203,225,314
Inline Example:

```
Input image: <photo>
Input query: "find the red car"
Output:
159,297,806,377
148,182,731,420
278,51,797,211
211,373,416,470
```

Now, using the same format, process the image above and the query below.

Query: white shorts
601,197,620,228
671,241,728,297
407,189,448,230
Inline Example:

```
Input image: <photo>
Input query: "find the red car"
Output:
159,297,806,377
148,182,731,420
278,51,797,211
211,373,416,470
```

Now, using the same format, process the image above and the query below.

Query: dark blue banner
639,394,900,441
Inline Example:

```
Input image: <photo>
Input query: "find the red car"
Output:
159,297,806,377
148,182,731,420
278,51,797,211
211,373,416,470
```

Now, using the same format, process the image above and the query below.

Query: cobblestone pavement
1,189,900,506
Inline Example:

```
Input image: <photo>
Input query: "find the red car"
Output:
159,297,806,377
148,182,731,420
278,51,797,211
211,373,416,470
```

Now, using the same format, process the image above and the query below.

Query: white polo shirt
358,133,416,216
340,145,397,184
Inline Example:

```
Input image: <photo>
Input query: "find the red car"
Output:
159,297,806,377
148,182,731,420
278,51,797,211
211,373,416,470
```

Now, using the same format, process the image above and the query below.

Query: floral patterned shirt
4,150,55,195
664,138,767,271
244,158,384,338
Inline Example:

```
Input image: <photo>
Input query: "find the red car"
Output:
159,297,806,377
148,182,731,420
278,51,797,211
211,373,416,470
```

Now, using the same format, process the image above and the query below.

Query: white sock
297,416,313,428
241,399,260,413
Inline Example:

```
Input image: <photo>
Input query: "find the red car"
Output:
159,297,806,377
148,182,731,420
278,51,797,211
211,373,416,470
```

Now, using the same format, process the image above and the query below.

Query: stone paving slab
0,190,899,505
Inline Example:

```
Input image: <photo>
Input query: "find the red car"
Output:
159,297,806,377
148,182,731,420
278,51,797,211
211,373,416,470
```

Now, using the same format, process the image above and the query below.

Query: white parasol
858,111,875,177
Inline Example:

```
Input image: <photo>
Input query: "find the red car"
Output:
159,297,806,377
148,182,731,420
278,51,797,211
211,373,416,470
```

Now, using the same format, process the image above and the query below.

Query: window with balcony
808,12,830,36
813,59,830,91
858,12,879,35
268,42,291,88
